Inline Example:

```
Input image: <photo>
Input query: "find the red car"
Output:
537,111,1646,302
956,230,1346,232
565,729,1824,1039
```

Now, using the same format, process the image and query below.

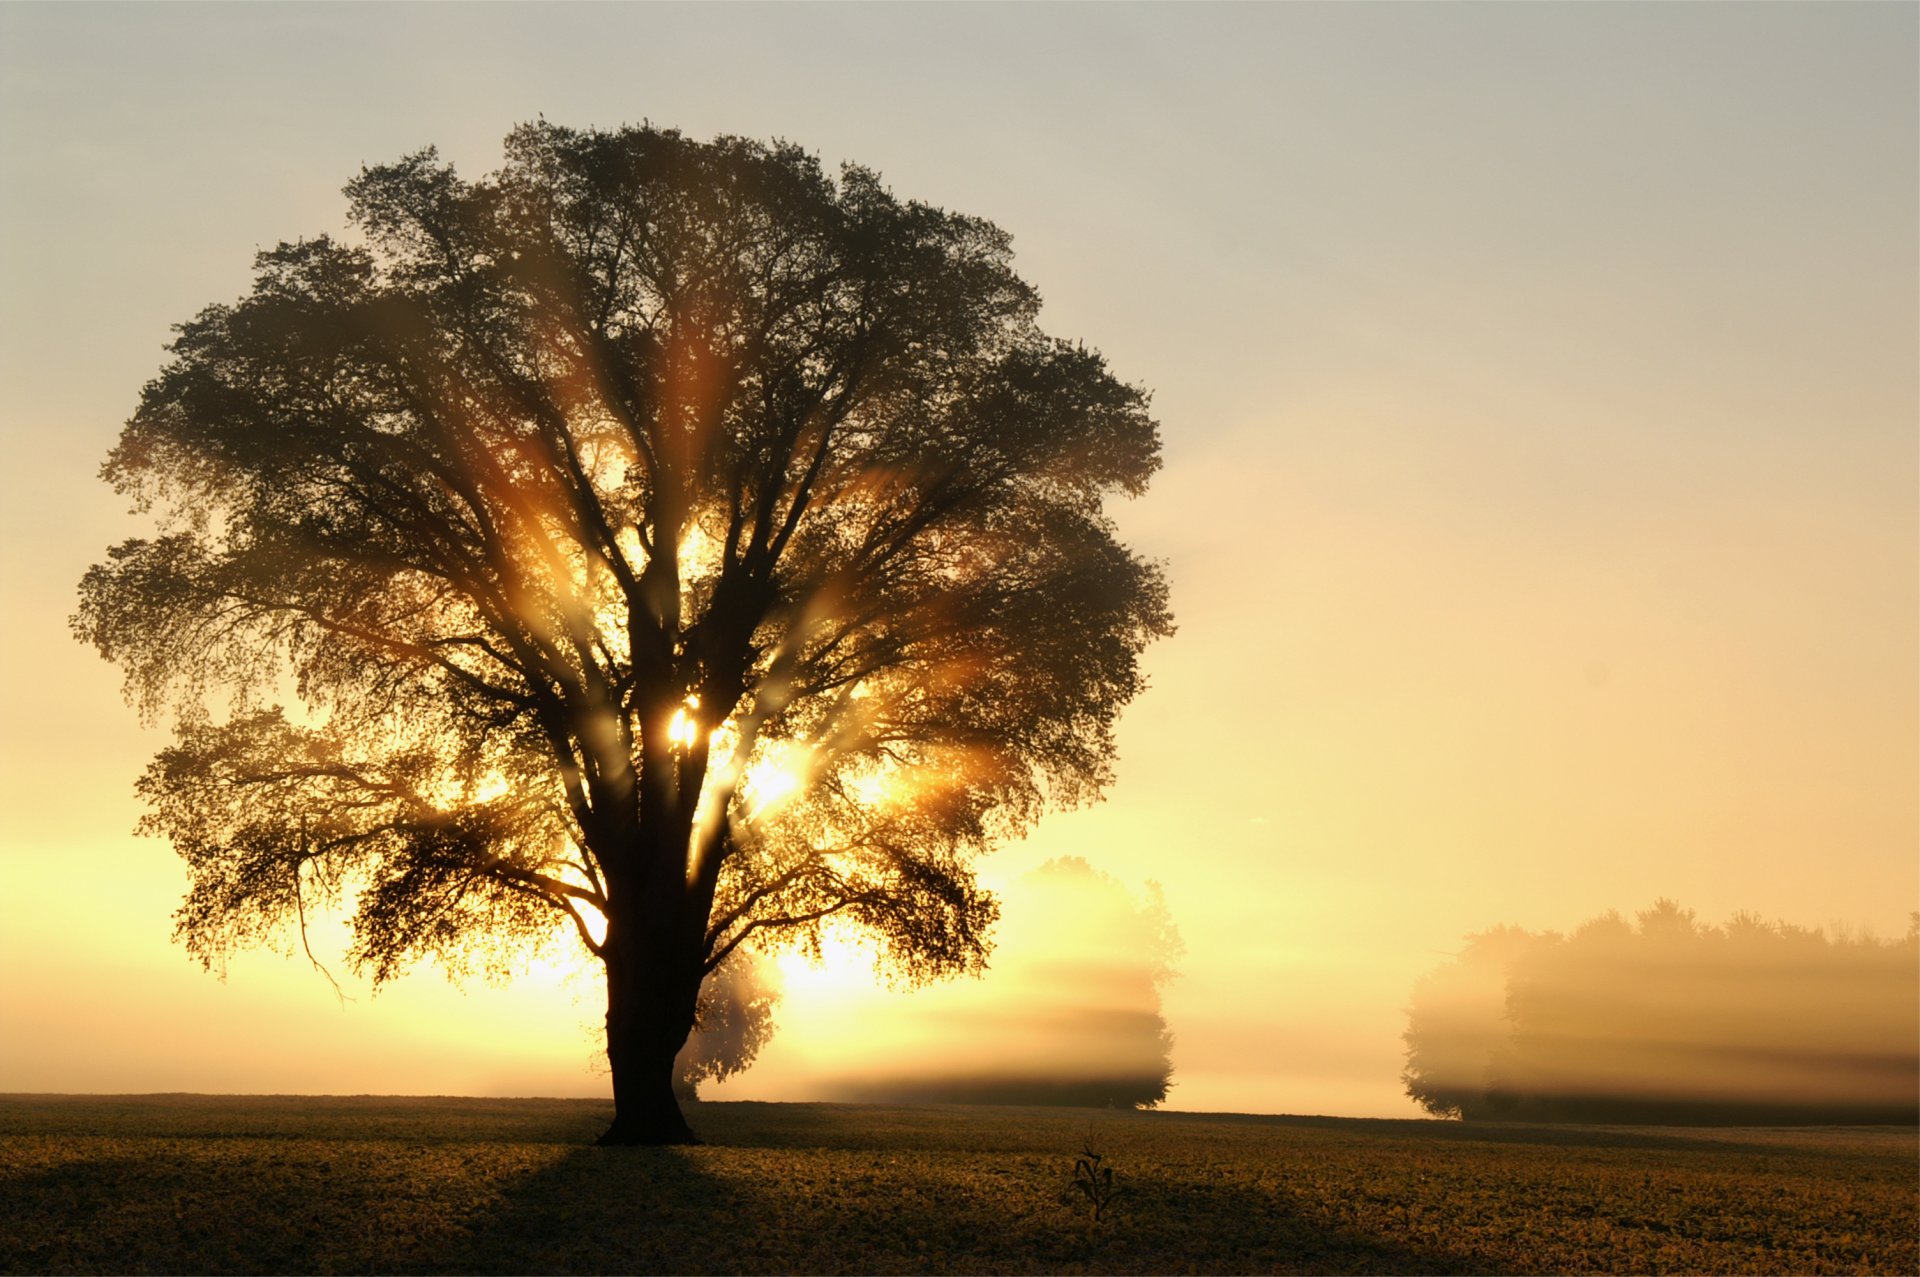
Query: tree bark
596,933,701,1146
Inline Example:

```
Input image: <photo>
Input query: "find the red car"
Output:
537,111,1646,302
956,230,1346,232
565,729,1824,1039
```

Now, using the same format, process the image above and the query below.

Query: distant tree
830,856,1184,1108
74,123,1171,1144
673,950,780,1102
1400,926,1538,1119
1404,903,1920,1123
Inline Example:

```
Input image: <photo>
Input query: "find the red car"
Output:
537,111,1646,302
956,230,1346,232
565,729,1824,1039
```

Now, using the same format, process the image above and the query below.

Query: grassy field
1,1095,1914,1274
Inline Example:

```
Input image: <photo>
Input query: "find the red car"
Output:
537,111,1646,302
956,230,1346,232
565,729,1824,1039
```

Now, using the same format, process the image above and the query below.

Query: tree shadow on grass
428,1146,756,1275
433,1142,1515,1275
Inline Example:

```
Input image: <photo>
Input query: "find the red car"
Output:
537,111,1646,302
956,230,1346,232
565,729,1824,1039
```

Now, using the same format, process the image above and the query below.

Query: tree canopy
75,122,1170,1142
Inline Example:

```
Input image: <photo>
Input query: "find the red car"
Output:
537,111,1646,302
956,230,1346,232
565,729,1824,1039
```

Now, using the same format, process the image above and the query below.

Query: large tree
75,123,1170,1144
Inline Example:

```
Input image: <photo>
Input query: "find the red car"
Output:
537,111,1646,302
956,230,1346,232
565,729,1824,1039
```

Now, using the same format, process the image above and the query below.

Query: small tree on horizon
74,123,1171,1144
673,949,780,1102
820,856,1185,1109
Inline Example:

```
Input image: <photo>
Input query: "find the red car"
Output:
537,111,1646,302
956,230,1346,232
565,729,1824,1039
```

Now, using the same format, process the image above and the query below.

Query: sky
1,1,1914,1119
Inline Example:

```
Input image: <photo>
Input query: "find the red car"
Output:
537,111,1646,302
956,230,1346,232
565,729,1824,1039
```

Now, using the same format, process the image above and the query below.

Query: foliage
1398,925,1536,1121
4,1095,1915,1275
73,121,1171,1139
1404,902,1920,1123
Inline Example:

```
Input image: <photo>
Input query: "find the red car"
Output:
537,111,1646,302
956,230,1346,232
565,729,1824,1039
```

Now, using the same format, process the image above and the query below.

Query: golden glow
423,769,510,811
732,864,1180,1100
772,923,880,1008
845,769,891,808
5,7,1912,1118
676,522,715,584
573,899,609,950
742,742,811,817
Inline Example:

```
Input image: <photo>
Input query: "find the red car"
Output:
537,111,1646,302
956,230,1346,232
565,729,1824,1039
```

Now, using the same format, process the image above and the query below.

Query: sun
667,702,702,749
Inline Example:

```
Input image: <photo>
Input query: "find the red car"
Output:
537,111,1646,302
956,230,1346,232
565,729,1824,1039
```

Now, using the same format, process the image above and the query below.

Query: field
1,1095,1914,1275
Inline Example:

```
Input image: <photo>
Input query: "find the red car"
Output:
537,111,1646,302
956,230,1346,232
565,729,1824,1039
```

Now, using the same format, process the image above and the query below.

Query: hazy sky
2,2,1914,1118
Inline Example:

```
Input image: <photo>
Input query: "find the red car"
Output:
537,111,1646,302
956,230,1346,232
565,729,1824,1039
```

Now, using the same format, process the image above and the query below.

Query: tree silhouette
74,123,1171,1144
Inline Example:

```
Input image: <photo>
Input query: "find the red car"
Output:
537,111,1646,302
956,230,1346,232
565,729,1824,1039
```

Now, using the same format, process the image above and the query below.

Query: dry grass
2,1094,1914,1274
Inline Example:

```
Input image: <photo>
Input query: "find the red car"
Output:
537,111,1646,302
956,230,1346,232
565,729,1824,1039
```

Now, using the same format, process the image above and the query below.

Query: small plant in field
1070,1136,1127,1224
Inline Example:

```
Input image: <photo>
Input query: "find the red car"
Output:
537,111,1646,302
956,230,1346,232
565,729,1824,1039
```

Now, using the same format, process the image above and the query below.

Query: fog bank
1405,902,1918,1123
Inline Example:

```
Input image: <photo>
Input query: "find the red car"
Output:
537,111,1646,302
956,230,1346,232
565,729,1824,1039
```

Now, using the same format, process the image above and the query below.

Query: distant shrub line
1404,901,1919,1124
826,1070,1173,1110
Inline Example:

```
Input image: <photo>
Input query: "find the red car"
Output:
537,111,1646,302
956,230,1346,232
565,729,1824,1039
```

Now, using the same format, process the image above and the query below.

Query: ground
1,1095,1914,1274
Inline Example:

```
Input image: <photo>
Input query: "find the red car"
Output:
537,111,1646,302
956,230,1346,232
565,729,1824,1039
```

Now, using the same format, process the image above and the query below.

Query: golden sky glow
2,3,1914,1117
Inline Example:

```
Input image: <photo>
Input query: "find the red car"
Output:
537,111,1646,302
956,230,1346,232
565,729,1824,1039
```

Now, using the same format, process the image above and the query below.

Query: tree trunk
597,936,701,1146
